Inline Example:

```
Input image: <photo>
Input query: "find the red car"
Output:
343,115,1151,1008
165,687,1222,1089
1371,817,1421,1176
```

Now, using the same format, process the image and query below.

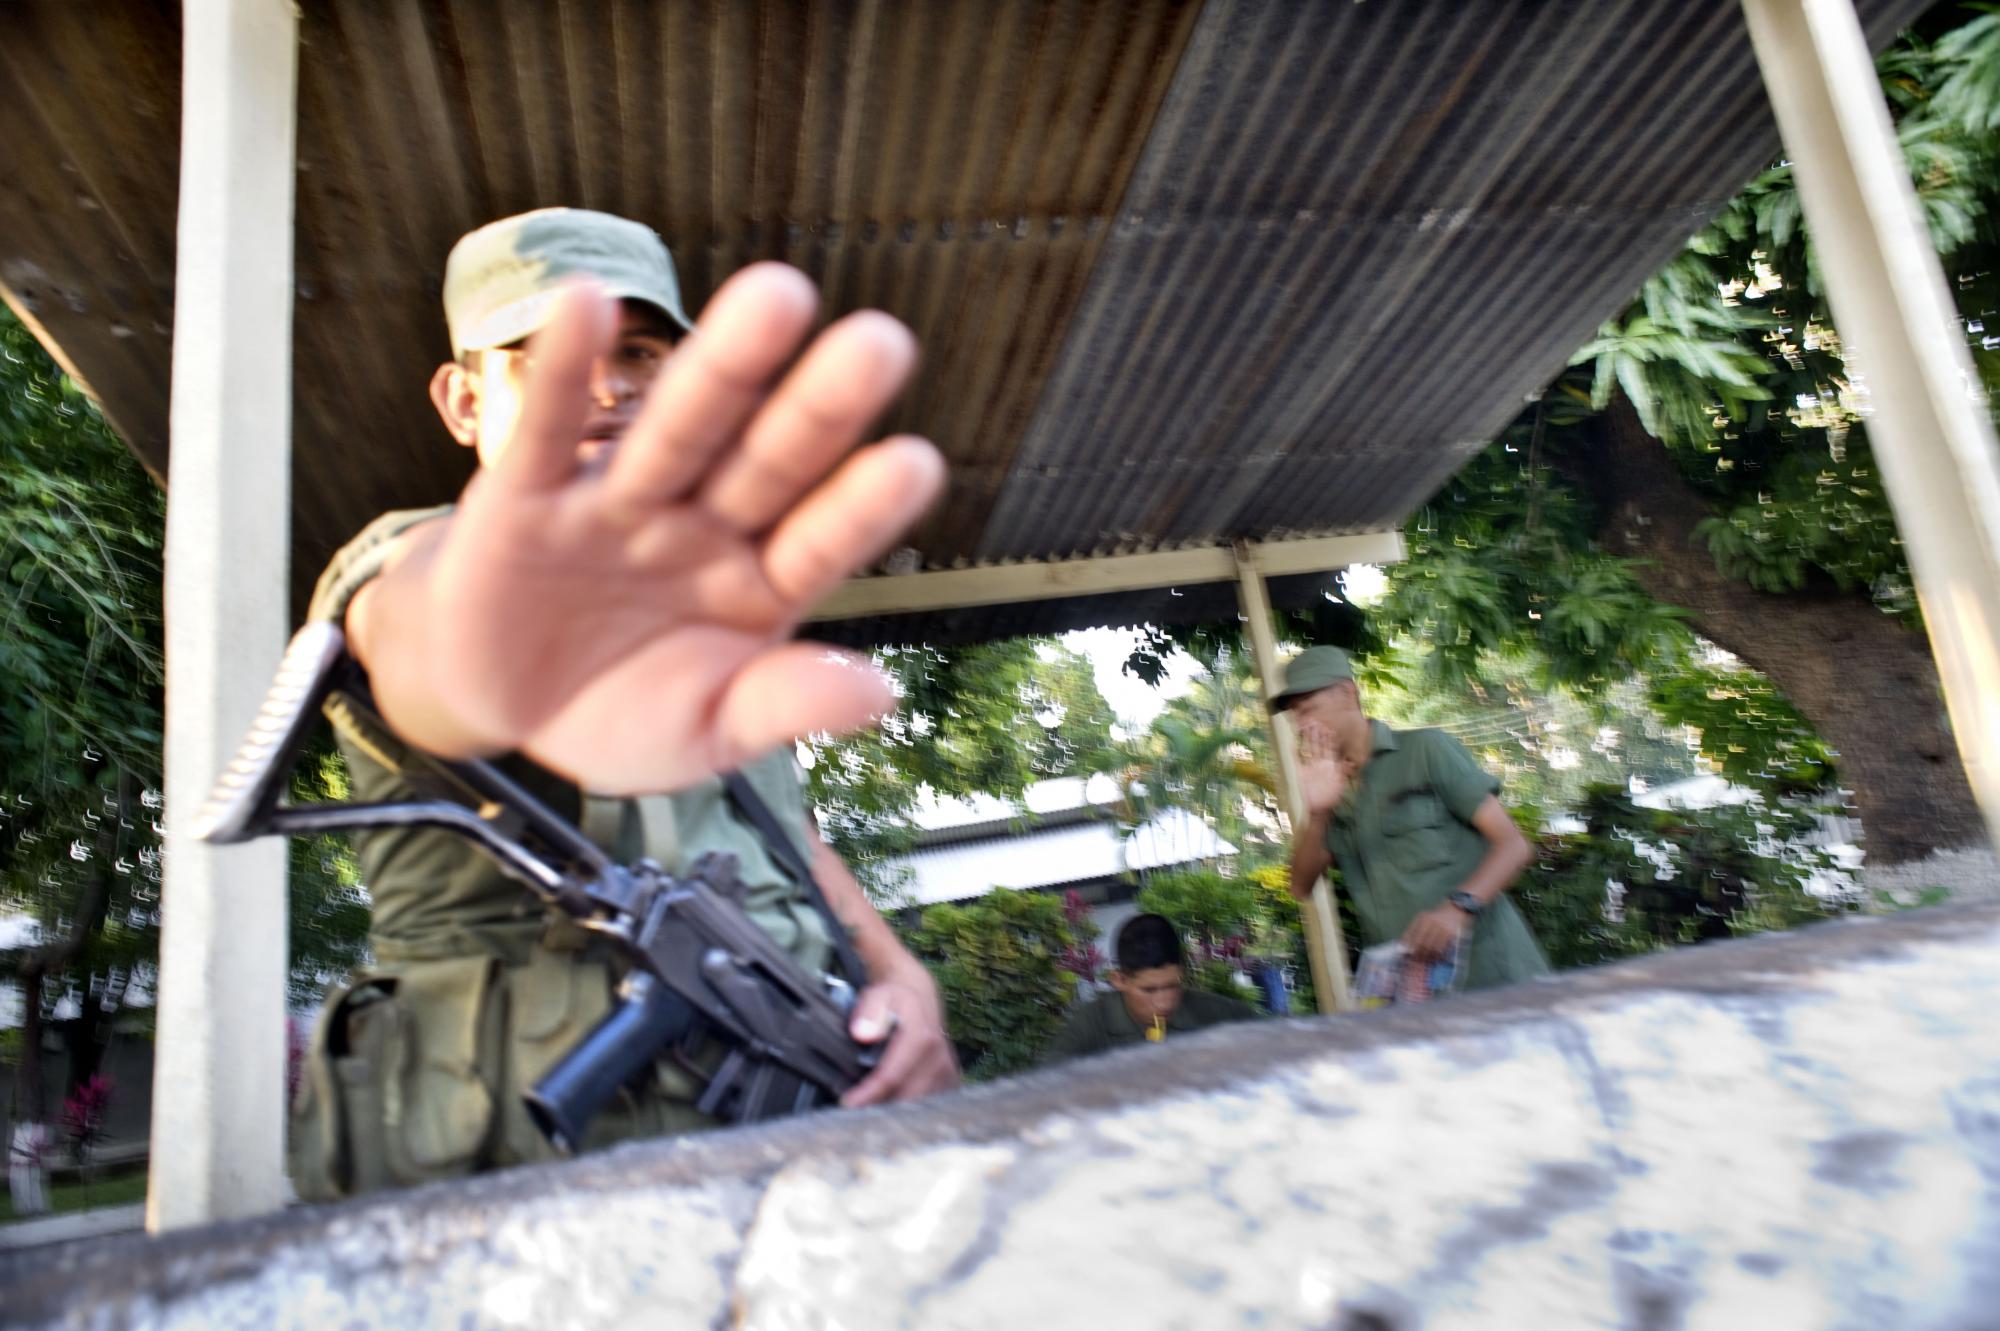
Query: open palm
391,266,943,794
1296,722,1350,815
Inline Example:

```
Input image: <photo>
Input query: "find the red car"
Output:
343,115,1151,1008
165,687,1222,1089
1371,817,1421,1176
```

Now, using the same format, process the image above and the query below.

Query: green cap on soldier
1270,645,1354,709
441,207,696,357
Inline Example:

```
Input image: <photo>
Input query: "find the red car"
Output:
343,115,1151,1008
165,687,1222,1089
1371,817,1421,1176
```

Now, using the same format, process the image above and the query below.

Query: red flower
60,1074,114,1151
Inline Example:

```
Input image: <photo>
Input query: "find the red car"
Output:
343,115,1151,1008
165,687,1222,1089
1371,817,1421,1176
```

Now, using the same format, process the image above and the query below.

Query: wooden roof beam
809,531,1406,622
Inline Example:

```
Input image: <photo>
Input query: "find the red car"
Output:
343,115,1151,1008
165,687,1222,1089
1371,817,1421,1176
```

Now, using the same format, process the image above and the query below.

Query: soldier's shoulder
1184,987,1258,1023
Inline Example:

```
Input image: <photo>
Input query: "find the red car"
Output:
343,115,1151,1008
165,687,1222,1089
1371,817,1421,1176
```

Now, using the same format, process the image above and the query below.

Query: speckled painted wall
6,903,1996,1329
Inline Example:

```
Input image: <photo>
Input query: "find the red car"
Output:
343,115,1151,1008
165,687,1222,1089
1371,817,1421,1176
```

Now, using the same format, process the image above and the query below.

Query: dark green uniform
289,508,836,1199
1325,720,1548,991
1041,988,1257,1063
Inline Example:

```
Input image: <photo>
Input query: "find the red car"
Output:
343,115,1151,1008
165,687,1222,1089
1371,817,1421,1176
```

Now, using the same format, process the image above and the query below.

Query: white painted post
149,0,299,1230
1742,0,2000,851
1234,545,1354,1013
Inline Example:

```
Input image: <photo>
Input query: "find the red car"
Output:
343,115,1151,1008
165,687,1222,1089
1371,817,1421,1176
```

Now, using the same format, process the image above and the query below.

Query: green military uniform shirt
1041,988,1257,1063
288,506,836,1199
1325,720,1549,991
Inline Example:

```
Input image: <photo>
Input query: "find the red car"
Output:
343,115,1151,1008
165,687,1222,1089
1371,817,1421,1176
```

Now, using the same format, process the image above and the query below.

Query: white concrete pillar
1743,0,2000,850
150,0,299,1230
1234,546,1354,1013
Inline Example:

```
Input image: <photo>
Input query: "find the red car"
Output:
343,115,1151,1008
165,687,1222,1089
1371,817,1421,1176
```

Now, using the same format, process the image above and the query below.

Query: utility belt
291,919,720,1201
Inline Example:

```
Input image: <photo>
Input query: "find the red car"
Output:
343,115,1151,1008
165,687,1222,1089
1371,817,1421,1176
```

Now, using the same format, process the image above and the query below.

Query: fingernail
853,1015,887,1041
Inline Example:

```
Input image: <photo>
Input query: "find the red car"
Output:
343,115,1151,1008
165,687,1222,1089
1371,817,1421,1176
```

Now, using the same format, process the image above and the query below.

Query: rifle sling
721,772,868,990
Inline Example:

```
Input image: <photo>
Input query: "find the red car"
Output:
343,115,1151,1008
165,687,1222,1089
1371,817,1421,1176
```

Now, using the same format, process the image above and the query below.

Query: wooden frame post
149,0,299,1230
1743,0,2000,850
1235,545,1354,1013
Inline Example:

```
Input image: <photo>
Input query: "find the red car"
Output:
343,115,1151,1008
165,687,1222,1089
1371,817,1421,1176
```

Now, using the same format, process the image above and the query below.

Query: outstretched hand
364,266,944,794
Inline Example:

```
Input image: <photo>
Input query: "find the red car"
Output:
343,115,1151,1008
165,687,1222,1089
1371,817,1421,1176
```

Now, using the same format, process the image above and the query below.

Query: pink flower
60,1074,114,1150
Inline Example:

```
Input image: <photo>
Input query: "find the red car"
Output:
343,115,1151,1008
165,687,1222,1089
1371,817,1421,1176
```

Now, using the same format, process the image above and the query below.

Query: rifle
192,621,877,1153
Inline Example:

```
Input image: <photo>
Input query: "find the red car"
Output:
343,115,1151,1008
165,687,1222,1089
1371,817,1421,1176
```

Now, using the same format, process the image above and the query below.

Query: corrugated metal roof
0,0,1931,642
976,0,1928,560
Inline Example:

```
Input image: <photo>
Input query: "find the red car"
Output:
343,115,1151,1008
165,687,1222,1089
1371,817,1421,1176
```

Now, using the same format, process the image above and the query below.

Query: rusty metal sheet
0,1,181,480
293,0,1204,608
0,0,1933,640
976,0,1933,563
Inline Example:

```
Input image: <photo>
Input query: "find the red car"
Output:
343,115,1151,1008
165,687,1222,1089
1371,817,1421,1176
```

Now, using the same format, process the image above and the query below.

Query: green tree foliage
1,309,170,1117
1514,785,1859,971
1134,866,1302,1008
285,740,372,1005
1119,594,1380,689
1133,869,1264,949
902,889,1087,1080
1376,411,1853,812
1931,5,2000,141
804,639,1119,893
1383,408,1698,698
1359,641,1705,818
1361,6,2000,853
1642,664,1834,795
1117,648,1281,857
1566,6,1997,614
0,309,368,1121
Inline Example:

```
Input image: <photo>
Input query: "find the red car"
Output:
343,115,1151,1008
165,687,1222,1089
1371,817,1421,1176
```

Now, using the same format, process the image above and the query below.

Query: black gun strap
722,772,868,988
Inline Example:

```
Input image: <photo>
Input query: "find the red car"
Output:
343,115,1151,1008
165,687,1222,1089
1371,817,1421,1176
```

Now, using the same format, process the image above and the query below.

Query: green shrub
1134,868,1262,944
1245,863,1318,1013
1137,866,1300,1012
1514,783,1859,970
904,889,1085,1080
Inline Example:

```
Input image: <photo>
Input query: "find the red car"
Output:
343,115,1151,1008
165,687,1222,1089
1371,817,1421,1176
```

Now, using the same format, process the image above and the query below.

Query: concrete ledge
0,1205,145,1254
5,903,1997,1328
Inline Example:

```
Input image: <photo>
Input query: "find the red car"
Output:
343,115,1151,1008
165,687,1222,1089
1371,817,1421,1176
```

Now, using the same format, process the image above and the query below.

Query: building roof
0,0,1928,642
910,772,1123,836
880,771,1237,906
891,808,1235,908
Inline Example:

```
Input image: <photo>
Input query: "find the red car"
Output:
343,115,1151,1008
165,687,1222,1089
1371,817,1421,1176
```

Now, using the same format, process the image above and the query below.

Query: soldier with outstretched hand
290,209,959,1198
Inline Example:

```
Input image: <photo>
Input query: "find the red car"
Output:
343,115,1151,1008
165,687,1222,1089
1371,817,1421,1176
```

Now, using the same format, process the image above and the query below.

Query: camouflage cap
1269,645,1354,709
441,207,695,357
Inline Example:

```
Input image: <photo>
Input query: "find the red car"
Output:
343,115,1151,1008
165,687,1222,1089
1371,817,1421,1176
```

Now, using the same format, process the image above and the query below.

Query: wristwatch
1446,890,1484,917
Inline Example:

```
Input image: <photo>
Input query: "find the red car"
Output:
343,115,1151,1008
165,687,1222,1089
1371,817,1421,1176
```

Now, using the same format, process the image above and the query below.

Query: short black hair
1115,914,1183,973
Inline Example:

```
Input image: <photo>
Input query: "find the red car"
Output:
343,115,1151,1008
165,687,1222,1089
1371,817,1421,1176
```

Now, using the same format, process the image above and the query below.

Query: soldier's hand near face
351,266,944,795
1297,722,1352,815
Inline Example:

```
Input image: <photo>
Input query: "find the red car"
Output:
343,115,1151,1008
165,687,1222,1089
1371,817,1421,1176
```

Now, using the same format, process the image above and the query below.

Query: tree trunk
64,999,106,1097
60,774,130,1101
11,822,116,1122
17,969,48,1122
1580,395,1987,864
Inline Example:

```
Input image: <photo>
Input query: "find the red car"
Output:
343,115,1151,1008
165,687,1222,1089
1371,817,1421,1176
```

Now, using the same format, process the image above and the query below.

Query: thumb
849,985,899,1044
